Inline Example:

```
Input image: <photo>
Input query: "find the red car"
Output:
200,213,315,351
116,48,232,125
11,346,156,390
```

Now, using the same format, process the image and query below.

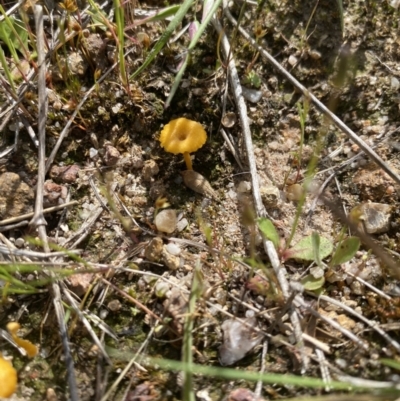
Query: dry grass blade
211,15,308,372
317,294,400,353
29,5,47,241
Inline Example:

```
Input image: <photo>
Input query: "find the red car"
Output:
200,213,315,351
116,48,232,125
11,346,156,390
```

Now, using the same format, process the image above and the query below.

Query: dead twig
0,201,78,227
29,6,48,248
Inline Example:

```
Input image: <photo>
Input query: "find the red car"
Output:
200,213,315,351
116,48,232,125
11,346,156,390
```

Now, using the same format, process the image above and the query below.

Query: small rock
104,145,120,166
142,160,159,181
177,217,188,232
89,148,99,159
154,209,177,234
219,317,263,366
391,77,400,90
43,181,67,206
155,280,170,298
0,172,34,219
145,237,163,262
237,181,251,193
260,185,280,207
241,87,263,103
350,202,392,234
107,299,122,312
228,388,264,401
288,54,298,66
49,164,80,183
52,52,88,81
67,273,94,297
82,33,108,71
14,238,25,248
165,242,181,256
162,246,180,270
130,144,144,169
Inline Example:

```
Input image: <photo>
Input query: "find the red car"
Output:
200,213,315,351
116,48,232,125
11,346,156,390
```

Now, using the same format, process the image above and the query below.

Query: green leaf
331,236,360,266
0,16,28,56
301,274,325,291
311,231,322,267
258,218,279,249
286,235,333,261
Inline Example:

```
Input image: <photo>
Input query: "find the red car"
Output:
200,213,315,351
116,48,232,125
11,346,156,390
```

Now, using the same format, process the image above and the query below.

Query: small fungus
159,118,207,170
0,354,17,398
7,322,38,358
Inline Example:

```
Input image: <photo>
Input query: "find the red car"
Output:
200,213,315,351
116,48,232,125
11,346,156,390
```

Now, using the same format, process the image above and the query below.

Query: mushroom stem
183,152,193,170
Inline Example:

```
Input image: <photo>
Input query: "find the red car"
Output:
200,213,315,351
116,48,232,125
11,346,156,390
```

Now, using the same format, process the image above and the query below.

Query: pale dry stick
316,348,332,391
0,84,38,146
294,294,370,351
316,293,400,353
62,286,112,365
254,340,268,397
317,125,400,178
0,245,81,259
100,327,154,401
223,3,400,188
20,115,39,147
228,292,332,354
62,207,104,249
0,1,20,20
0,221,29,232
346,271,391,300
0,201,78,226
34,8,79,400
334,375,400,390
212,18,307,372
220,127,245,170
212,18,265,218
30,5,48,250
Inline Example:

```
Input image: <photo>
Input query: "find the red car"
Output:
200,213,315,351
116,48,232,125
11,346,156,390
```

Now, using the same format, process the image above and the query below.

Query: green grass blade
0,45,16,93
336,0,344,31
182,262,203,401
164,0,223,107
134,5,181,26
129,0,195,80
141,357,397,392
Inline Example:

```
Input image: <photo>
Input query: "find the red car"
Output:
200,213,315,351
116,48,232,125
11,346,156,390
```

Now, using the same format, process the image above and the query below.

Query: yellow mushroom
7,322,38,358
159,118,207,170
0,354,17,398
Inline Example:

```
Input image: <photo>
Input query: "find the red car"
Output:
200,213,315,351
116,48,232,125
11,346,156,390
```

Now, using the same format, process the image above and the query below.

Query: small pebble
241,87,263,103
14,238,25,248
104,145,120,166
165,242,181,256
154,209,177,234
237,181,251,193
177,217,189,232
107,299,121,312
142,160,159,181
145,237,164,261
162,247,180,270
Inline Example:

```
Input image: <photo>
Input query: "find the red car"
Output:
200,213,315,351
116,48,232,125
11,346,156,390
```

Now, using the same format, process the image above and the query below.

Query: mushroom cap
0,356,17,398
159,118,207,154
